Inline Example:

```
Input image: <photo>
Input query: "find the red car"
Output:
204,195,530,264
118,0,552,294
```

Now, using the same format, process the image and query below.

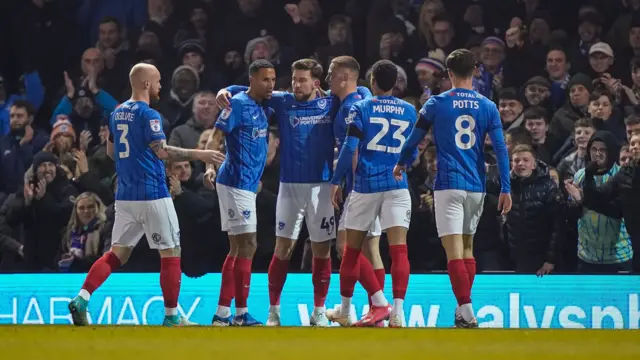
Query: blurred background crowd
0,0,639,277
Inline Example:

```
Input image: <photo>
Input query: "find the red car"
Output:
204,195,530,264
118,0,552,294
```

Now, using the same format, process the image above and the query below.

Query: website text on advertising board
0,274,637,329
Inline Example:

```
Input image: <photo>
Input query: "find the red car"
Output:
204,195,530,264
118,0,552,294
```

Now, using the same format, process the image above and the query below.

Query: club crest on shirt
150,119,161,132
220,108,231,120
317,99,327,110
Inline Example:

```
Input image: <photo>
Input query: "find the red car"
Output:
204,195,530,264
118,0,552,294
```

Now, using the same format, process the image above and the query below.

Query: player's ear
313,79,320,88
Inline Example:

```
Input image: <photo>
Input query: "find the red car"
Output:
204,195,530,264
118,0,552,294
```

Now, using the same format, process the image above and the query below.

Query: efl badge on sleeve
220,108,231,120
345,111,356,124
150,119,161,132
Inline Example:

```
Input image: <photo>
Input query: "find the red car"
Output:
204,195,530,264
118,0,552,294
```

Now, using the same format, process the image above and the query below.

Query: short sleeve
215,99,241,134
346,103,364,133
419,96,436,124
143,108,166,144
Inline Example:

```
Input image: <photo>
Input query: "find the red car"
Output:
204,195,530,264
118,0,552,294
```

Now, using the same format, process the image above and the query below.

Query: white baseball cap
589,42,614,57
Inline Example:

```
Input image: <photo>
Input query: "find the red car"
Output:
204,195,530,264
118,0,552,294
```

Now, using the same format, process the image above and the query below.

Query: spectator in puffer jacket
506,145,565,275
566,130,633,273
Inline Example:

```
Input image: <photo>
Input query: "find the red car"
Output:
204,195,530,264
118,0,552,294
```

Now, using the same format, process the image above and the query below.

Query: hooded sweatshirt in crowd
573,131,633,264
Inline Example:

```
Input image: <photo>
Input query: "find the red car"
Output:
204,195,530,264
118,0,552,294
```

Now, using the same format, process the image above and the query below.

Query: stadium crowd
0,0,639,276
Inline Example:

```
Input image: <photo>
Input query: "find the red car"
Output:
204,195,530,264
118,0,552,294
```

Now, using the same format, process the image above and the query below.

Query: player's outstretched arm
149,139,225,165
202,128,226,189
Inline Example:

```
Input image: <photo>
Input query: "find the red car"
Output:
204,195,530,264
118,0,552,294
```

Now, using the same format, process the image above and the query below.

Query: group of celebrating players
66,48,512,329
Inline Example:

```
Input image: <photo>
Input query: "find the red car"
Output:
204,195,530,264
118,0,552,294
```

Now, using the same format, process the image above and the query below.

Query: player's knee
274,237,296,260
236,233,257,258
310,240,331,259
159,246,181,258
110,246,132,265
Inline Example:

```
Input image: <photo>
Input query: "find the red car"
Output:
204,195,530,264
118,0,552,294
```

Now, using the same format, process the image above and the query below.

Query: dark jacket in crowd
0,129,49,200
506,161,565,272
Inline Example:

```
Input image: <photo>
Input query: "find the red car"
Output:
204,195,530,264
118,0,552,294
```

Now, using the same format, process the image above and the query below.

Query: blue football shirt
215,92,269,193
331,96,416,193
400,88,510,193
267,92,338,183
110,100,170,201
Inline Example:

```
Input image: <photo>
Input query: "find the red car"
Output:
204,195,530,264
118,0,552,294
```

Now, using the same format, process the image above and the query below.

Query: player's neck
451,79,474,91
130,92,150,104
373,90,393,97
246,89,264,103
338,84,358,101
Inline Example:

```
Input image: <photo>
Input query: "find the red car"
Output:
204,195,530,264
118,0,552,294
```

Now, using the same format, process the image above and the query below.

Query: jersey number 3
366,117,410,153
455,115,477,150
116,124,130,158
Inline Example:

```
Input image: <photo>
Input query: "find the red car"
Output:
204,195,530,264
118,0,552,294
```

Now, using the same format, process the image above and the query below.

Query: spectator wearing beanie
550,73,594,142
50,117,77,159
474,36,505,100
497,88,525,131
523,76,552,112
567,130,632,273
233,37,271,86
158,65,200,132
17,151,78,271
177,39,226,92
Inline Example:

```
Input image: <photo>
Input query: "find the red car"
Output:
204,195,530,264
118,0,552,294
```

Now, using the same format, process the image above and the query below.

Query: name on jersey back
372,98,406,115
114,112,135,122
452,91,481,109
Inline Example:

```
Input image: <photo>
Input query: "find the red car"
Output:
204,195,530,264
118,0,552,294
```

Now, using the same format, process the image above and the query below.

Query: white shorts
276,182,335,242
217,183,257,235
338,192,382,236
112,198,180,250
344,189,410,233
434,190,485,237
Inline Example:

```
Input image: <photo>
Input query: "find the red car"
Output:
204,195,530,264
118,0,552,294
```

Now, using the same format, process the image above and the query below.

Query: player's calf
267,237,295,326
69,249,127,326
310,240,332,326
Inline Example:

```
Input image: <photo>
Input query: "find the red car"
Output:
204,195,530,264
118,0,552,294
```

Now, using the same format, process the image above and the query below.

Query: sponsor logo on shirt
345,111,356,125
289,115,331,128
252,128,268,139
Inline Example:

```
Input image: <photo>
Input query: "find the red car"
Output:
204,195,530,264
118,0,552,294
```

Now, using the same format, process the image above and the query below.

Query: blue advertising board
0,274,637,328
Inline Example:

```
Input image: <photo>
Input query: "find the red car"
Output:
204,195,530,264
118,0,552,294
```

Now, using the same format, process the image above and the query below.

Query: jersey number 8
116,124,130,158
366,117,410,153
455,115,477,150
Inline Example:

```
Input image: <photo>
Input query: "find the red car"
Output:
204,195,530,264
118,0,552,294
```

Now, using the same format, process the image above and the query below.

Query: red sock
464,258,476,290
390,244,409,300
358,253,383,297
218,255,236,307
339,247,361,297
374,268,386,291
160,257,181,309
81,251,121,293
234,257,252,308
267,255,289,306
312,257,331,307
448,259,471,305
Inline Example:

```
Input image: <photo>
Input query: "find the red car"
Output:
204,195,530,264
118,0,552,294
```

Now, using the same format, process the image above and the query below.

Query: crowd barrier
0,274,637,328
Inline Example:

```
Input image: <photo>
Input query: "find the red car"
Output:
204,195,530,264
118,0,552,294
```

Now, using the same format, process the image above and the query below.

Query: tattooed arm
205,128,226,171
150,139,226,164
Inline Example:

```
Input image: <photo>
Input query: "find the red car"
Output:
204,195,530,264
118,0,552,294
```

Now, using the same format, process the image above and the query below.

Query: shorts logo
150,119,161,132
242,210,251,219
317,99,327,110
152,233,162,245
228,209,235,218
406,210,411,221
278,221,285,230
